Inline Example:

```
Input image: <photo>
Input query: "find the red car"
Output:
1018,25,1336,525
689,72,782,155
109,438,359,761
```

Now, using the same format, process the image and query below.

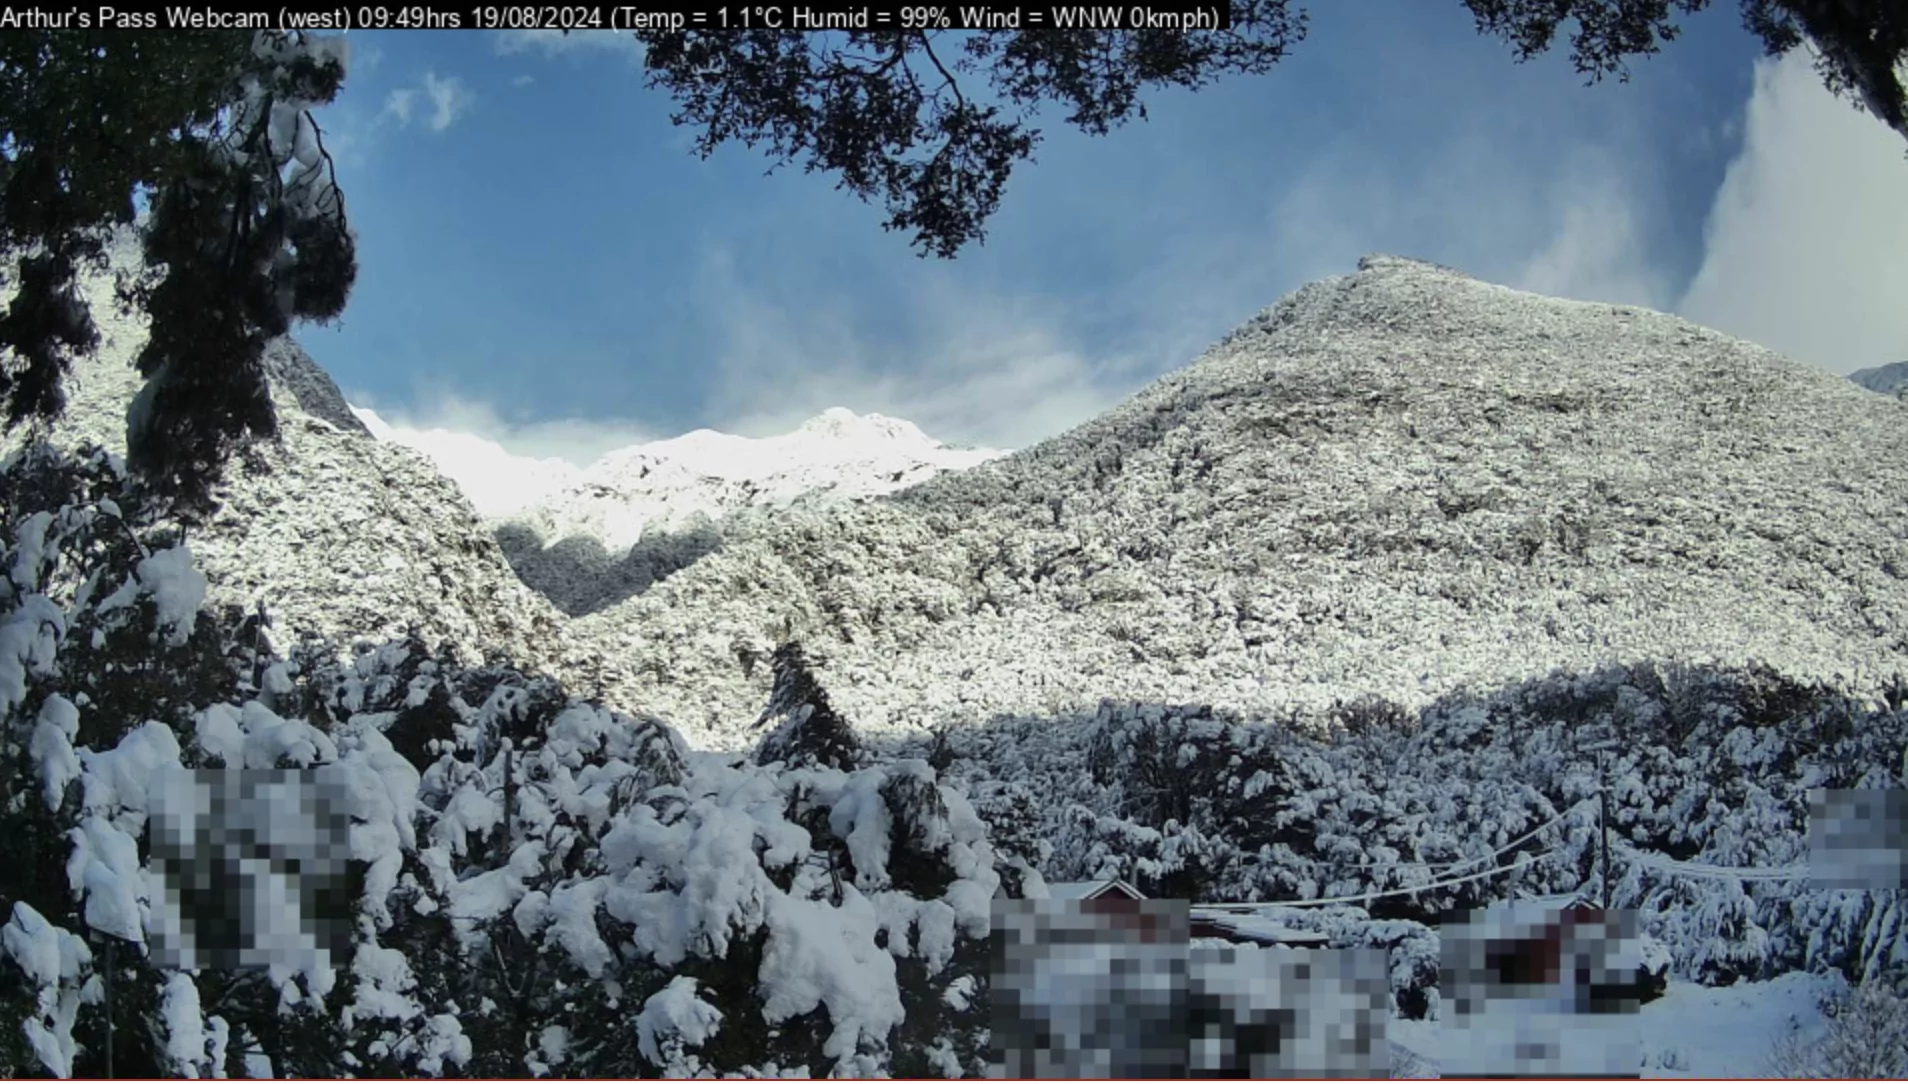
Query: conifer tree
754,641,865,772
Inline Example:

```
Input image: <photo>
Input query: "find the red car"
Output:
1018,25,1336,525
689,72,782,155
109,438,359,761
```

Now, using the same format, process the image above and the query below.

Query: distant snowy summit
506,406,1006,555
403,407,1008,615
1849,360,1908,397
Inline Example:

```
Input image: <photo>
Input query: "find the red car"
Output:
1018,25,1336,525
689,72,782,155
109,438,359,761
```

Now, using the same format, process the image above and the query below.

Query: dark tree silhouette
634,10,1309,258
635,2,1905,259
1464,0,1905,139
753,641,866,772
0,30,356,514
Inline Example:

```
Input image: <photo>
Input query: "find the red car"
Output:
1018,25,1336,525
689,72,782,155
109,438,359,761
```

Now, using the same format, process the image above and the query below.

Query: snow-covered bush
286,629,1003,1077
0,441,355,1077
0,444,1013,1078
1767,977,1908,1078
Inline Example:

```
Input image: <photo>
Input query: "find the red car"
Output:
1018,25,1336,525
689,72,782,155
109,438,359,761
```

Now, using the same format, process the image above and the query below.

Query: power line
1198,847,1558,911
1312,797,1597,877
1613,840,1811,882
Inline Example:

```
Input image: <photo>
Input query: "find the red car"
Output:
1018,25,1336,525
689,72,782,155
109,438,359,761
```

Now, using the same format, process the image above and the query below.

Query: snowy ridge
26,242,1908,758
571,254,1908,749
480,404,999,614
1849,359,1908,397
8,237,576,679
485,408,1005,615
504,406,1005,556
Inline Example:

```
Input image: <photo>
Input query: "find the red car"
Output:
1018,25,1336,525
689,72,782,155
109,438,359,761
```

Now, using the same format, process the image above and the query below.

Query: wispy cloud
1255,119,1670,312
423,72,474,131
689,246,1148,450
380,72,474,132
1514,146,1675,311
382,87,417,127
1675,50,1908,373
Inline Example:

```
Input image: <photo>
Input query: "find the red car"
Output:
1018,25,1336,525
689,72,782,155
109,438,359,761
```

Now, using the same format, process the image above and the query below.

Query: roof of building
1045,878,1146,901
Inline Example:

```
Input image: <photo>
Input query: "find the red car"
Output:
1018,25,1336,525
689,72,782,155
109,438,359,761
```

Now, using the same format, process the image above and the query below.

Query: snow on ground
1388,970,1848,1078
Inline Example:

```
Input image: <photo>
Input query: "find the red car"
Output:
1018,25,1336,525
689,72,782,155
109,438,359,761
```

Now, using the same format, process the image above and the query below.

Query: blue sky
305,10,1908,467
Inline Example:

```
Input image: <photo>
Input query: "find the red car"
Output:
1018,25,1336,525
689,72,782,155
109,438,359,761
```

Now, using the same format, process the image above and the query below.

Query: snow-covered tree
754,642,866,773
2,31,357,511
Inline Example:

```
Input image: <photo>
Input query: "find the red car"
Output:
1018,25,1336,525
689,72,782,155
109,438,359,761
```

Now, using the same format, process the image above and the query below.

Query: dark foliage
635,9,1306,257
0,30,356,515
1466,0,1905,138
753,641,866,771
637,1,1902,261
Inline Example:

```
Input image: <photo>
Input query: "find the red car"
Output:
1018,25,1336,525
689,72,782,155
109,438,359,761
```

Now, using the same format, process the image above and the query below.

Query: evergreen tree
0,29,356,513
753,641,865,772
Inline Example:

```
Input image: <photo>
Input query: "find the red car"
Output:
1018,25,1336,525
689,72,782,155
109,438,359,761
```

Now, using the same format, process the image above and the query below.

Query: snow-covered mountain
32,243,1908,757
1849,359,1908,397
508,407,1004,553
488,407,1005,615
11,236,575,679
566,255,1908,750
9,241,1908,1080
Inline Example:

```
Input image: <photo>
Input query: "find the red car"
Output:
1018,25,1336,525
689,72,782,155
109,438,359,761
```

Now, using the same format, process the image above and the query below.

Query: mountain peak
571,255,1908,748
492,408,1008,613
1849,360,1908,396
795,407,928,443
1353,253,1474,277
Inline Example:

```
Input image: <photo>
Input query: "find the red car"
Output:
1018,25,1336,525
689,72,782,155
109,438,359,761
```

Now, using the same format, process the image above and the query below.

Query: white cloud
422,72,473,131
690,247,1147,450
494,29,644,58
382,87,416,127
379,73,473,133
1676,51,1908,374
347,392,657,517
512,74,536,87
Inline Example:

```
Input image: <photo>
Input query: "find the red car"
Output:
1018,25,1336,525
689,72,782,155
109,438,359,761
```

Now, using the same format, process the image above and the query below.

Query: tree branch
917,31,965,109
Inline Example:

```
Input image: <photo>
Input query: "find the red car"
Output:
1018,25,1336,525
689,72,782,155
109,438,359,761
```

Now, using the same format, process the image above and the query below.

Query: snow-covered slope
491,407,1005,615
1849,359,1908,397
8,236,575,678
572,255,1908,749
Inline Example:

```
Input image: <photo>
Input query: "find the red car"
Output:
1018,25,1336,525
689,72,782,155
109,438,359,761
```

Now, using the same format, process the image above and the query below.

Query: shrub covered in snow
0,443,362,1076
1767,976,1908,1078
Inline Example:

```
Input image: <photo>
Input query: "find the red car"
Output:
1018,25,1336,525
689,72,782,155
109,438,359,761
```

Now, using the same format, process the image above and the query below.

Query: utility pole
104,936,114,1079
1599,752,1612,911
1581,735,1618,911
